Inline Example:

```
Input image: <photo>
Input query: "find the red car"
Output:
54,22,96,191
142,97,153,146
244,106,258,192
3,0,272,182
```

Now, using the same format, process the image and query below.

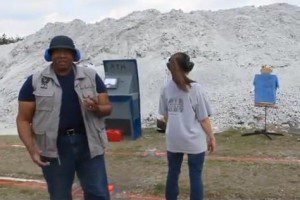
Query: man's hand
17,101,50,167
83,95,99,111
29,144,50,167
83,93,112,116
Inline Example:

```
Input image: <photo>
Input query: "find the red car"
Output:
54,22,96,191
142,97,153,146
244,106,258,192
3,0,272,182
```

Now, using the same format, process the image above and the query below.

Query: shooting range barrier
103,59,142,139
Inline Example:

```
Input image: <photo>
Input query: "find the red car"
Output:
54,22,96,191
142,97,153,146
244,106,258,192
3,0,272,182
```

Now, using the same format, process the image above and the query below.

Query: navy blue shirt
18,70,107,130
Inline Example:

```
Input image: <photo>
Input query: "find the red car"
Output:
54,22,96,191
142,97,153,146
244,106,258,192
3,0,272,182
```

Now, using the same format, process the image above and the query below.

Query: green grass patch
0,128,299,199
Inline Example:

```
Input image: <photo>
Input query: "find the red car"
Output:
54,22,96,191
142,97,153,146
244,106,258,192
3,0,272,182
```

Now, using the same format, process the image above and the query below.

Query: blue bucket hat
44,35,81,62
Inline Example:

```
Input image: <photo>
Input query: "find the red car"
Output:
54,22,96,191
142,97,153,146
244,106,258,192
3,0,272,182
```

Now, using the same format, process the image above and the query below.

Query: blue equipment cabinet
103,59,142,139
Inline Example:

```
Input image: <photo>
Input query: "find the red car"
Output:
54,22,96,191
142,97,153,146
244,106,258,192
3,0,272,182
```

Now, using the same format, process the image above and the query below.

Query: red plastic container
108,183,115,193
106,129,124,142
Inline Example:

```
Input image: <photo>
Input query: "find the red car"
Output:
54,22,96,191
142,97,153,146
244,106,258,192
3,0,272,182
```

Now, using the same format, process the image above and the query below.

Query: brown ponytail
168,52,195,92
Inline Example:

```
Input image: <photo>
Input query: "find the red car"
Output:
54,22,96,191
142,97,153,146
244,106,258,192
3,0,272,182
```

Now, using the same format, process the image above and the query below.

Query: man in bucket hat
17,35,112,200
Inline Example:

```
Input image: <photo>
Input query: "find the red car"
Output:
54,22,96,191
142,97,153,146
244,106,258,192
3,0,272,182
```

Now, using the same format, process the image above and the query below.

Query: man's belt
58,127,86,135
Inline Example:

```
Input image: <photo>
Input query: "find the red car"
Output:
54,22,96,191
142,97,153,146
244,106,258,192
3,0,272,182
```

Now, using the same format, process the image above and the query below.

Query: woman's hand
200,117,217,154
207,135,217,154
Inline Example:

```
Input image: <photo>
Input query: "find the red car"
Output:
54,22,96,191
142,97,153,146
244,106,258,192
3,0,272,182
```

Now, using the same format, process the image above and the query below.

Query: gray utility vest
32,65,108,158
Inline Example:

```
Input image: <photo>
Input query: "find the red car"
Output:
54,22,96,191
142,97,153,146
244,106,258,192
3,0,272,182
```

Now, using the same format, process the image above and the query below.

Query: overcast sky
1,0,299,37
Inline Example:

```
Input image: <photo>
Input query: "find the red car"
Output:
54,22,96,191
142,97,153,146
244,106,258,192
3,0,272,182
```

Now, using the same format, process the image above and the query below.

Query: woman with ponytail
159,52,216,200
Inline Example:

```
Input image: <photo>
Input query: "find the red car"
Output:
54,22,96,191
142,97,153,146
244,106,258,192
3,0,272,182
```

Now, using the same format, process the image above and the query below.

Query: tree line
0,34,23,45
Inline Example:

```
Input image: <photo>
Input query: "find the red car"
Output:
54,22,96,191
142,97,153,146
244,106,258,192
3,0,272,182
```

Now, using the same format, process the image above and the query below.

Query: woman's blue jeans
165,151,205,200
41,134,110,200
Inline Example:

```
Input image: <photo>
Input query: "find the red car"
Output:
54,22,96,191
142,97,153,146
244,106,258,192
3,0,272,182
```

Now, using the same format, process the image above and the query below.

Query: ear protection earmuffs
166,54,194,72
44,49,81,62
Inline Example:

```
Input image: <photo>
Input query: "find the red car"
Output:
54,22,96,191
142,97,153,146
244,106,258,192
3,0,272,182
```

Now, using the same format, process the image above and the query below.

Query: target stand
242,103,284,140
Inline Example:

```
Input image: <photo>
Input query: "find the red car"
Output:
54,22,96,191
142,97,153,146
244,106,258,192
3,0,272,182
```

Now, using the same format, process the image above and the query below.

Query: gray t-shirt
159,80,212,154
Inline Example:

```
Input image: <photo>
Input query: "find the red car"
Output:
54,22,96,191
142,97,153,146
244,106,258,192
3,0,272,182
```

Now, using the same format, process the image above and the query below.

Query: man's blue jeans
41,134,110,200
165,151,205,200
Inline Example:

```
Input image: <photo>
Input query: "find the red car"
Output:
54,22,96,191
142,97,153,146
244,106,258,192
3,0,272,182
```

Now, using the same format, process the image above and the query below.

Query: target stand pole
242,103,284,140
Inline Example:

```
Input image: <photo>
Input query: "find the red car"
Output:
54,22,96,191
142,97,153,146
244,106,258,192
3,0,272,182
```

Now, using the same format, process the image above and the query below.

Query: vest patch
41,76,51,89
